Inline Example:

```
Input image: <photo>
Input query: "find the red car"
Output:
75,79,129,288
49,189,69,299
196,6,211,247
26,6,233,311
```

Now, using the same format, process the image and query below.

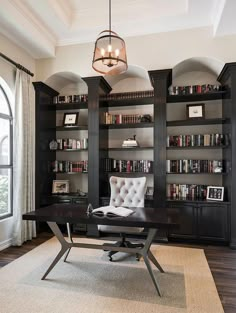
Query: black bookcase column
218,62,236,248
33,82,58,210
148,70,172,212
84,76,112,209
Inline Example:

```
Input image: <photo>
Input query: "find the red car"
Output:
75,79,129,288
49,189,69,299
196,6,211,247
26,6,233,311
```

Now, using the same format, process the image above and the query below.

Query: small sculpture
122,135,139,147
49,139,58,150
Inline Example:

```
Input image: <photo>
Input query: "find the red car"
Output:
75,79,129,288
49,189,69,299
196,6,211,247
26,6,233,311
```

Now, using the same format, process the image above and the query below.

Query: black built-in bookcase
33,82,58,211
34,63,236,247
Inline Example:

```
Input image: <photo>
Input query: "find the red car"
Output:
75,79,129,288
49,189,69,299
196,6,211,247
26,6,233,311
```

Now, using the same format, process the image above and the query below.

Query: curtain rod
0,52,34,77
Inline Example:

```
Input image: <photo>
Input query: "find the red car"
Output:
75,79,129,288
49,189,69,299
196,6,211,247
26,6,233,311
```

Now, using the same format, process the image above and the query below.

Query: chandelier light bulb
108,44,112,53
101,48,105,57
115,49,120,57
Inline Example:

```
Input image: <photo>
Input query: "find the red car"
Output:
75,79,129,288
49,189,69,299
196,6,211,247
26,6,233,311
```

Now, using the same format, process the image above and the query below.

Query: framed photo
186,103,205,119
146,186,154,196
63,112,79,126
206,186,224,201
52,180,69,194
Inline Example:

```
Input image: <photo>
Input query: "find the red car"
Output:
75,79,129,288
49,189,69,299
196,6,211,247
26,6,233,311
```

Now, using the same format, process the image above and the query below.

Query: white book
92,206,133,217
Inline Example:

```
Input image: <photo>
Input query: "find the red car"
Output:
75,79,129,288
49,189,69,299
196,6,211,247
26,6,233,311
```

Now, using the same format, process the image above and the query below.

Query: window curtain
12,69,36,246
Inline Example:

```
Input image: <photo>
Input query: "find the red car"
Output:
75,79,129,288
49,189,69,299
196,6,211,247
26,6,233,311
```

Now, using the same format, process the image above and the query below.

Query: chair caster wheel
136,254,140,261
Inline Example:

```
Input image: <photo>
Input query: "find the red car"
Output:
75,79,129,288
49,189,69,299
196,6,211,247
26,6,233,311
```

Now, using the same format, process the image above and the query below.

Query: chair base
105,237,144,261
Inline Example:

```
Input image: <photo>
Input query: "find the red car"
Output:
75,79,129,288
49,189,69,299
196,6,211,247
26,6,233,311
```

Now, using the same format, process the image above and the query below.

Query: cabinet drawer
72,198,88,205
73,223,87,232
57,198,72,204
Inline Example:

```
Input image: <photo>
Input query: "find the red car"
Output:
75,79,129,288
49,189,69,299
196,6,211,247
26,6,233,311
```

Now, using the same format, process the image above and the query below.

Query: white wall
0,33,35,250
36,26,236,82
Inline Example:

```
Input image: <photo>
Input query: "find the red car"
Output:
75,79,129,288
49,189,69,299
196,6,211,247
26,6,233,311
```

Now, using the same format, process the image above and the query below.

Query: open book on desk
92,206,133,217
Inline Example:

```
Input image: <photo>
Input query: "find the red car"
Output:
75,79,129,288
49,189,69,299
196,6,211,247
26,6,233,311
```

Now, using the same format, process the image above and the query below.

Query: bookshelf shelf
167,198,230,204
167,145,228,150
167,172,227,175
55,101,88,110
167,118,227,127
106,147,153,151
55,172,88,174
167,91,226,103
100,96,154,107
50,193,87,197
54,149,88,152
105,172,153,175
102,122,153,129
56,125,88,131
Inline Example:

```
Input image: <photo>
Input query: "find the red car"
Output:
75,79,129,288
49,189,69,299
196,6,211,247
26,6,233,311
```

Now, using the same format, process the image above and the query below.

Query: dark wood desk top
23,204,178,229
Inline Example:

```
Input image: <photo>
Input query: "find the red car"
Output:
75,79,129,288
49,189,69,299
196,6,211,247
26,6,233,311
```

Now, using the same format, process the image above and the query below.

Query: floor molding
0,238,12,251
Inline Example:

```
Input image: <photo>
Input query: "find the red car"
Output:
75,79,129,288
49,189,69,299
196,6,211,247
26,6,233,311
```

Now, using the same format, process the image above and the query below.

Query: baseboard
0,238,12,251
229,240,236,249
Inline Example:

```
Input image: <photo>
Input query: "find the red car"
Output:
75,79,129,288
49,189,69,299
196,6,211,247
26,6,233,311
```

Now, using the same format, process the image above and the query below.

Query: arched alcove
172,57,224,86
104,65,153,92
45,71,88,95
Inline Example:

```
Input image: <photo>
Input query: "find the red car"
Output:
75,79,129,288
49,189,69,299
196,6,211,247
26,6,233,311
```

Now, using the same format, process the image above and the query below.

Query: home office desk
23,204,178,296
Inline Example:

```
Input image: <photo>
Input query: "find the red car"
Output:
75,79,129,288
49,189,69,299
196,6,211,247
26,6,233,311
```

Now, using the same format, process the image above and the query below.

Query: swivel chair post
107,233,144,261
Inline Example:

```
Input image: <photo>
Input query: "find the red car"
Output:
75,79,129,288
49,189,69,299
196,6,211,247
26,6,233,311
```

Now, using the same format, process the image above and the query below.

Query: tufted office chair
98,176,147,261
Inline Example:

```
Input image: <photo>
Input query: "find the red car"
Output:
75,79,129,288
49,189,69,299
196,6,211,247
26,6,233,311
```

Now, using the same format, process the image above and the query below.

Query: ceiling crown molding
10,0,56,44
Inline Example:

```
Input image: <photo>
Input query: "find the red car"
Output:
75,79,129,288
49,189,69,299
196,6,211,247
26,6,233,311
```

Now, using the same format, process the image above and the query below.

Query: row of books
102,158,153,173
167,184,208,200
168,84,222,95
102,112,152,125
100,90,154,100
54,94,88,104
166,160,223,173
50,160,88,173
54,138,88,150
167,134,230,147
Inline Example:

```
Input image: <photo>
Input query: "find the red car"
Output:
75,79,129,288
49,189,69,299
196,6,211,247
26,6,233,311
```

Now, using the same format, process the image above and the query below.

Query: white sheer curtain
12,69,36,246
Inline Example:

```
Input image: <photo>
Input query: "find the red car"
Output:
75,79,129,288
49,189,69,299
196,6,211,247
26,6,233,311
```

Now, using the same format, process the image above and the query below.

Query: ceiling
0,0,236,59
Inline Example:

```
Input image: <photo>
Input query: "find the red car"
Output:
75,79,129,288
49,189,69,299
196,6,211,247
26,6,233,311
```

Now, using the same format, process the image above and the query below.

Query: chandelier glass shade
92,1,128,75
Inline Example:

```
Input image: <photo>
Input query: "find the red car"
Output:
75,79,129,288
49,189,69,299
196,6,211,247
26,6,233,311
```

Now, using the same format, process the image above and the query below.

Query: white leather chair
99,176,147,261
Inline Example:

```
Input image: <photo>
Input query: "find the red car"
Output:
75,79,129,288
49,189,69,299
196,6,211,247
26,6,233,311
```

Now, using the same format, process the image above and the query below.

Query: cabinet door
198,204,229,241
167,203,197,239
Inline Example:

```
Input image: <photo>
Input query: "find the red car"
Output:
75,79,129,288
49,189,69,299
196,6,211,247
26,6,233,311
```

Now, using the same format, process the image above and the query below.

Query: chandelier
92,0,128,75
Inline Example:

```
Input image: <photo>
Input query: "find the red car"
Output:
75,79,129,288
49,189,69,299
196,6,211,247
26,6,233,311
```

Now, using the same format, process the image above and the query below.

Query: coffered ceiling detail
0,0,235,58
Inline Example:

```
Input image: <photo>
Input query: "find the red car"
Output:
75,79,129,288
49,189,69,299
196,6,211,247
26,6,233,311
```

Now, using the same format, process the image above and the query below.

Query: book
92,206,133,217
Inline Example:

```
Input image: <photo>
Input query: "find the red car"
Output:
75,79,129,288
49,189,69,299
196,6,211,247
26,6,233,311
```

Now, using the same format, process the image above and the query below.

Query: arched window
0,82,13,219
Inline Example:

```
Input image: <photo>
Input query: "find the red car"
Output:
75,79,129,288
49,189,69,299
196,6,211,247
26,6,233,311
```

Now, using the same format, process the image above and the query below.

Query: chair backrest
109,176,147,208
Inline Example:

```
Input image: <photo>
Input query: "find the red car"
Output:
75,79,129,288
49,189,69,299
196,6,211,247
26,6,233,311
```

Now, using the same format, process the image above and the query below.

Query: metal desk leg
64,223,73,262
148,250,164,273
41,222,71,280
141,228,164,296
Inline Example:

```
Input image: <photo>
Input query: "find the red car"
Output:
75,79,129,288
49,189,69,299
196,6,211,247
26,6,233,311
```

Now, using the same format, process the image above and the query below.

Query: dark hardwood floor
0,233,235,313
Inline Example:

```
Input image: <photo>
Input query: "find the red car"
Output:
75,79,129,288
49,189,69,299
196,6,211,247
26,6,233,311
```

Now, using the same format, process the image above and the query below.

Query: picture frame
52,180,69,194
186,103,205,119
63,112,79,126
206,186,224,201
146,186,154,196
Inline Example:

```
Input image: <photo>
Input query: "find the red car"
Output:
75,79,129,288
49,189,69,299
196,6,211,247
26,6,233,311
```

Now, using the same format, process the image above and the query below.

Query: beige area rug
0,237,223,313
